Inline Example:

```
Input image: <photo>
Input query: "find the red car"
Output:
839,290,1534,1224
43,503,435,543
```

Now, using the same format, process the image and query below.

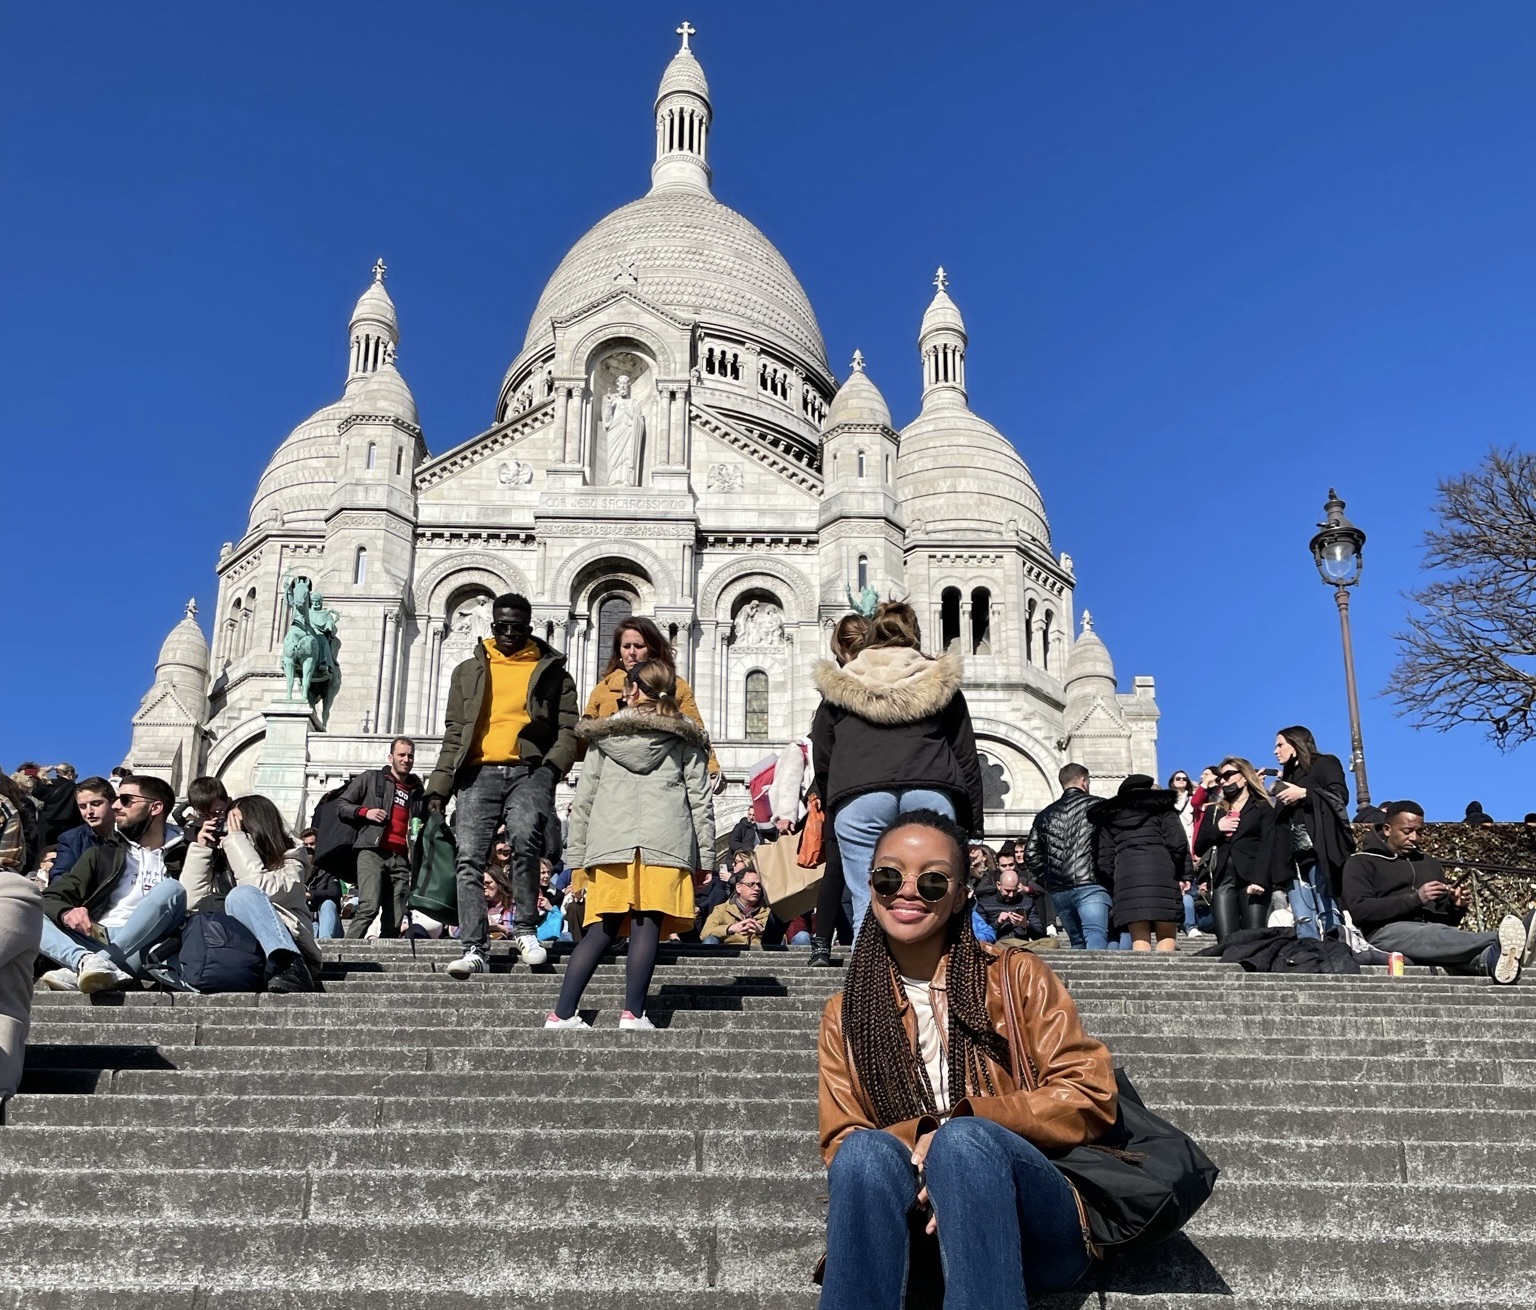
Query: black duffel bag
160,911,267,994
1002,977,1219,1252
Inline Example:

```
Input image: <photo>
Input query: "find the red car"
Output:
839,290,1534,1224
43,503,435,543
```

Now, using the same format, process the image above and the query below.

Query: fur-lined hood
813,647,964,725
578,707,711,776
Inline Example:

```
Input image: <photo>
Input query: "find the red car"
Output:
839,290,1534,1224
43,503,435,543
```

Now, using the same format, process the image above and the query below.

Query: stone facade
125,27,1160,831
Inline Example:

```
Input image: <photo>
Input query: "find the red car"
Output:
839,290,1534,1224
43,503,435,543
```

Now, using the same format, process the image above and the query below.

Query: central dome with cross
502,22,833,412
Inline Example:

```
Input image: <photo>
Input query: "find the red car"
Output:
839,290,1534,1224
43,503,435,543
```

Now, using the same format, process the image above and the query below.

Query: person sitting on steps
37,775,188,994
1342,799,1535,985
425,592,579,979
816,808,1118,1309
700,864,769,945
182,793,323,994
548,659,715,1031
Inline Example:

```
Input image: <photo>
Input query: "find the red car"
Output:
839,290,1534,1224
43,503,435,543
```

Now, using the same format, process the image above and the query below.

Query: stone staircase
3,941,1534,1308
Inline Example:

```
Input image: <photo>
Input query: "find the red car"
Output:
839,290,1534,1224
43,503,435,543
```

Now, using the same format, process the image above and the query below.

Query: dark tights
553,911,663,1020
812,829,850,947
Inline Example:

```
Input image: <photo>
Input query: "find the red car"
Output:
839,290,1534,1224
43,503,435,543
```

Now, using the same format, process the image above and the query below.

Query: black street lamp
1309,489,1371,807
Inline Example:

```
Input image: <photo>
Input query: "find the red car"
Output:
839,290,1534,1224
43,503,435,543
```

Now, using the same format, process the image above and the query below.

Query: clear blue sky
4,1,1534,821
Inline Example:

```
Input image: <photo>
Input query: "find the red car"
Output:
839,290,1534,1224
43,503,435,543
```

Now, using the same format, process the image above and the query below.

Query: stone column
252,700,319,830
423,622,445,734
378,611,400,735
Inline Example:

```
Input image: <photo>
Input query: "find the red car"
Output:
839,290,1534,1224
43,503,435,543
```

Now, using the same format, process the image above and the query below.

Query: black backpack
309,781,359,884
163,911,267,993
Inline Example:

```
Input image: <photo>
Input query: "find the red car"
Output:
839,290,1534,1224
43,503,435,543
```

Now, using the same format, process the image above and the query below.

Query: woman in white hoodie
548,660,715,1030
810,602,984,941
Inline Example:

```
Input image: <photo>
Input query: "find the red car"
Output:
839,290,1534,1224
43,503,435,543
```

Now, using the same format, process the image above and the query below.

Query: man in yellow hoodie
425,593,578,976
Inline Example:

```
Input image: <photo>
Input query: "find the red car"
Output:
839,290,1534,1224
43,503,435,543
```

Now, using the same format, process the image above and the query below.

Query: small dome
657,47,710,105
824,353,892,429
898,407,1050,547
920,287,965,338
346,362,419,427
1065,614,1116,690
246,398,348,535
351,268,397,334
155,602,209,693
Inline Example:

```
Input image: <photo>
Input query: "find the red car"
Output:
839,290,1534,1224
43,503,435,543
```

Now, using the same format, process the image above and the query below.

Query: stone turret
818,350,905,609
124,600,210,795
651,22,712,194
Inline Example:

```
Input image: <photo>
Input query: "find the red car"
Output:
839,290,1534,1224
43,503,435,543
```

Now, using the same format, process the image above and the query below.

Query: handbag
754,833,823,920
796,795,825,868
1001,968,1219,1251
408,814,460,926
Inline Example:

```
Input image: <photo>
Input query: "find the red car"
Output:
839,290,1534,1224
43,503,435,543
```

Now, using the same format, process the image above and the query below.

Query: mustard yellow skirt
580,851,693,937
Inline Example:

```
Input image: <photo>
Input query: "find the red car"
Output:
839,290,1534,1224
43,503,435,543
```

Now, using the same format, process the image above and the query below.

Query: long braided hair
841,809,1013,1126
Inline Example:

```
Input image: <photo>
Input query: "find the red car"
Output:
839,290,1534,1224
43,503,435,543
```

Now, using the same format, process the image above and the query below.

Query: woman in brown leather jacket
817,809,1118,1309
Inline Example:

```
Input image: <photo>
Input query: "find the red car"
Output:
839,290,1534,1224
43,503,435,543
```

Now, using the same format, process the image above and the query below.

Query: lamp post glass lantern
1309,489,1371,808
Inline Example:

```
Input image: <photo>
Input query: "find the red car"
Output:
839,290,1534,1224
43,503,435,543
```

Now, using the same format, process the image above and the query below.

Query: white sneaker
39,967,81,992
1185,928,1209,940
619,1011,655,1031
514,932,548,967
78,952,134,995
445,949,489,980
545,1012,590,1029
1520,912,1536,970
1493,915,1525,986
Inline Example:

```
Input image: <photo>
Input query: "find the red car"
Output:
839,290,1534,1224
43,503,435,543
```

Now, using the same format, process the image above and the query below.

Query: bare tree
1389,447,1536,748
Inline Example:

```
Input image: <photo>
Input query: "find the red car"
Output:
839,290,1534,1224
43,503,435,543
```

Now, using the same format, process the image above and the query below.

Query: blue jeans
1182,892,1215,934
821,1120,1091,1310
1288,860,1341,940
1051,884,1112,950
38,878,187,976
222,885,300,959
315,899,342,940
834,789,956,942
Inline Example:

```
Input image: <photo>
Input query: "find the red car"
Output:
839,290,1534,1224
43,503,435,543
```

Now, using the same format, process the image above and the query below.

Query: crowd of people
6,594,1536,1308
3,592,1535,1050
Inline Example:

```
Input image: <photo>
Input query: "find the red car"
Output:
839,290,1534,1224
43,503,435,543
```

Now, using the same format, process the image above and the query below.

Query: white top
96,842,168,930
901,973,950,1114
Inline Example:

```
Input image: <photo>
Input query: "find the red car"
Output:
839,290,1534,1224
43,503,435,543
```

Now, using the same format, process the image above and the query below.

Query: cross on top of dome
933,266,949,292
676,20,696,51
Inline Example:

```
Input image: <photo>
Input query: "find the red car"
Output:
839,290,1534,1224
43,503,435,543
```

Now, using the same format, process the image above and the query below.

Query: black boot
266,951,318,994
807,939,836,967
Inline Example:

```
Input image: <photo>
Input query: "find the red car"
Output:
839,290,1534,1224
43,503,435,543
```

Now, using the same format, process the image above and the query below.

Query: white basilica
125,25,1160,830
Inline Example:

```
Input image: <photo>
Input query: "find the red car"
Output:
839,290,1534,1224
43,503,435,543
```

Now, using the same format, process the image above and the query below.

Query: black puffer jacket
1090,786,1190,930
809,647,984,837
1024,787,1101,892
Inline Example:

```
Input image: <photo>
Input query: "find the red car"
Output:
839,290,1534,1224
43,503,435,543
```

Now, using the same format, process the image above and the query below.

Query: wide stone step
4,1162,1527,1240
1,1093,817,1131
4,1219,1530,1299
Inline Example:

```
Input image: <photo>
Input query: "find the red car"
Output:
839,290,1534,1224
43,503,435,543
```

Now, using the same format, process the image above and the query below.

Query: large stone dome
246,399,347,536
519,189,829,373
898,407,1051,549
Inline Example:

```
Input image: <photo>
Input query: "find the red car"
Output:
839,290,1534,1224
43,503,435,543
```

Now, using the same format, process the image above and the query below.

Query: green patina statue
281,573,341,729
